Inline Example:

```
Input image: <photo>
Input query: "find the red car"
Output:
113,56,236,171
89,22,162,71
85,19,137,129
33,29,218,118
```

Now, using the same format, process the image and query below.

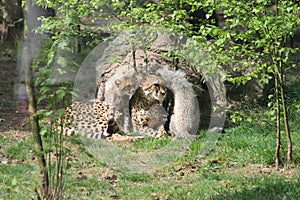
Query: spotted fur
129,84,168,137
60,100,118,139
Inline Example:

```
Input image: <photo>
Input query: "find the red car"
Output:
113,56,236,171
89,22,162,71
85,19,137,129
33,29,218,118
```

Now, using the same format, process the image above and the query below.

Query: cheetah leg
154,125,167,138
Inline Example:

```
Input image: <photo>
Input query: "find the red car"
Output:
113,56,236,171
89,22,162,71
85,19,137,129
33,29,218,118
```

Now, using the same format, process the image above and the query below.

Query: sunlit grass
131,136,172,151
1,117,300,199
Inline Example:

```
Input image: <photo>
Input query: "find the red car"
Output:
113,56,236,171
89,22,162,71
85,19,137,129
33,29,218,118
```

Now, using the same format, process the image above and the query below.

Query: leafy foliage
33,0,300,168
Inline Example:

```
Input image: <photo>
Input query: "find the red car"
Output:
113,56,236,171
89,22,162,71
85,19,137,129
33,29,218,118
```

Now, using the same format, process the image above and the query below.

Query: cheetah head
143,83,167,104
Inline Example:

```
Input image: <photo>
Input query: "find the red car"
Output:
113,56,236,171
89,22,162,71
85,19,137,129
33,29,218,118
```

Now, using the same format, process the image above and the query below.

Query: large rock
92,31,272,135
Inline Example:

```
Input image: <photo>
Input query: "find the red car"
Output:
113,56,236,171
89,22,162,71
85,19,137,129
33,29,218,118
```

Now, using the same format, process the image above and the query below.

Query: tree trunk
24,41,49,197
0,0,23,43
274,71,281,169
23,0,51,197
279,60,292,163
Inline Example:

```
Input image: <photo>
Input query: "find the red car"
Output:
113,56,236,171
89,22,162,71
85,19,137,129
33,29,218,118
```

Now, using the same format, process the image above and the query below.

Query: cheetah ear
141,83,151,91
142,86,152,96
115,79,121,87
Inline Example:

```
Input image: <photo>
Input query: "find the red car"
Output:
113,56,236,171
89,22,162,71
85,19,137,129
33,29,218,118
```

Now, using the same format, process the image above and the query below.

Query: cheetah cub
129,83,168,138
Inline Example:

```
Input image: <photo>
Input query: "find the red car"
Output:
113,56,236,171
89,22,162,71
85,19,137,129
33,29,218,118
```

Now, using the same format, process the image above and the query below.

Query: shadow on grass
212,177,300,200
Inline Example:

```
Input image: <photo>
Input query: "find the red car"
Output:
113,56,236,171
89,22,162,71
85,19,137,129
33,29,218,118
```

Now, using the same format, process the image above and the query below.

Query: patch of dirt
0,59,30,137
162,157,299,179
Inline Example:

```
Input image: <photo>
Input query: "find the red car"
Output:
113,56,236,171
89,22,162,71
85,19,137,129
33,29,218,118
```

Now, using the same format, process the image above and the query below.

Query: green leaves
34,0,299,120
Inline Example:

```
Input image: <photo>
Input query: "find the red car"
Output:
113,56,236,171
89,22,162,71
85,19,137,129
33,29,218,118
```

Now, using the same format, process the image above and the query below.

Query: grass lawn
0,121,299,200
0,48,299,199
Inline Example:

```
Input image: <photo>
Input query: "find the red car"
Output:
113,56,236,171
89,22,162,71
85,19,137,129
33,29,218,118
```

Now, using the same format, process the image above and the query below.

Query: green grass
132,136,172,151
1,120,299,199
0,135,38,199
210,124,276,165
